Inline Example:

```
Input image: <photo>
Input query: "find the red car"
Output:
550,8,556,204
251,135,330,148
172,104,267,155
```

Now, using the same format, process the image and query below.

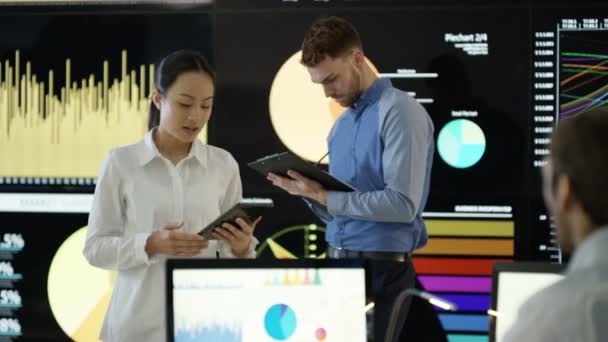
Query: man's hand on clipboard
267,169,328,206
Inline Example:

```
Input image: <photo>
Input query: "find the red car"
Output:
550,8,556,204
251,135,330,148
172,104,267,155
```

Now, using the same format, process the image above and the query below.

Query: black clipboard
248,152,356,192
198,198,273,239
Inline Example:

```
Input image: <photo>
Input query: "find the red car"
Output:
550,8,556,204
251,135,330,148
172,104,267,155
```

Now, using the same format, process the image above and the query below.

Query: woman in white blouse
83,50,260,342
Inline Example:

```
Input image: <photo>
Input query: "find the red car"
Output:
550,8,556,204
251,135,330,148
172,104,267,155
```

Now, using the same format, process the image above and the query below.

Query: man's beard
342,90,362,108
343,72,363,108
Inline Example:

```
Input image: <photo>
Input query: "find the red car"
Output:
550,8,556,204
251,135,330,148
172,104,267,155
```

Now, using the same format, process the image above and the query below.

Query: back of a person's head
300,16,362,67
551,107,608,227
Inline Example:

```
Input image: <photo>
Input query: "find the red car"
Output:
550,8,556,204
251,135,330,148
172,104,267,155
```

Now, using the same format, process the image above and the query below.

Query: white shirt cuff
220,236,259,259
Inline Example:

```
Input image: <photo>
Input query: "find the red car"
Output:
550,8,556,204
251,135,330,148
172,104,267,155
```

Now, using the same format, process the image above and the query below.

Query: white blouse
84,130,256,342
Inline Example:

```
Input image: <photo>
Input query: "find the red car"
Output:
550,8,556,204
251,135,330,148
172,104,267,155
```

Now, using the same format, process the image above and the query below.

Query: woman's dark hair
148,50,216,131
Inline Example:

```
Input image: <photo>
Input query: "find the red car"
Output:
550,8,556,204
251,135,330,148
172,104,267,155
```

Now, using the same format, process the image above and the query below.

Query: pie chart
47,227,115,342
437,119,486,169
264,303,297,340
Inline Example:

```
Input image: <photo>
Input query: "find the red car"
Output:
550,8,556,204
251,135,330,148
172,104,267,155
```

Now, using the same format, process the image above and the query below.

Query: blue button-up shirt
308,78,434,252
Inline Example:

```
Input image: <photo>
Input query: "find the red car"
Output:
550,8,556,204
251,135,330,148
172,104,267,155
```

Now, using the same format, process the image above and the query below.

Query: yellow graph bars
0,50,206,180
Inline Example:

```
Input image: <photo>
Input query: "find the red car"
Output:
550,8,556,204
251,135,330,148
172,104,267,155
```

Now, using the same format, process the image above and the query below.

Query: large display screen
212,3,607,341
1,1,607,341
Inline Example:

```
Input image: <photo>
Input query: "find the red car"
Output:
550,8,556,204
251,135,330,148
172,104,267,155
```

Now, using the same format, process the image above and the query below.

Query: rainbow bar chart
414,214,514,342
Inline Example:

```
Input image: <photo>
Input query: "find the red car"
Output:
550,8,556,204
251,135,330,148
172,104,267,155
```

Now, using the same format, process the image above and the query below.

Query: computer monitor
490,262,565,342
166,259,367,342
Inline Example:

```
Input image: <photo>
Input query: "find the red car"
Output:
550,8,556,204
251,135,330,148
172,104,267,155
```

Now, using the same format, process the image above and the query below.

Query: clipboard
248,151,356,192
198,198,273,239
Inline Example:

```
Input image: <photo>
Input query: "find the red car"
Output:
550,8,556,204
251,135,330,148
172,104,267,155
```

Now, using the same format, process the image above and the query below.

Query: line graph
558,29,608,118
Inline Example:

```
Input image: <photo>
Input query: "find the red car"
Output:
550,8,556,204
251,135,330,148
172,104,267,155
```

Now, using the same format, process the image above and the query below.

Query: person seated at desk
504,107,608,342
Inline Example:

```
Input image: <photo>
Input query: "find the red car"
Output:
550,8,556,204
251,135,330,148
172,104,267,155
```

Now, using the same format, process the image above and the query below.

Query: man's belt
327,246,409,262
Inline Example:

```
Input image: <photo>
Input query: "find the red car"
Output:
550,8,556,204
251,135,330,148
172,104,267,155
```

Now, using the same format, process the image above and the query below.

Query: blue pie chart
264,304,297,340
437,119,486,169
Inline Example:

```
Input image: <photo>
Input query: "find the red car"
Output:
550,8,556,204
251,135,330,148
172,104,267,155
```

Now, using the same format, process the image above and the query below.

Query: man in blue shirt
267,16,435,341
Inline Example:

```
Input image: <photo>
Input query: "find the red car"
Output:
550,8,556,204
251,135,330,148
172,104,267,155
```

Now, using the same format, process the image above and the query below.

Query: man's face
541,158,575,253
307,52,362,108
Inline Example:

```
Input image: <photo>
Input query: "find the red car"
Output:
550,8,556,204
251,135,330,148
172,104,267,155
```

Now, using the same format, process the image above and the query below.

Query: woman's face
153,71,214,144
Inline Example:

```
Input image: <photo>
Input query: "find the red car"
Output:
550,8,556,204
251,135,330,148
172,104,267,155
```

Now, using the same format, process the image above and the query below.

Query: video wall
1,0,607,341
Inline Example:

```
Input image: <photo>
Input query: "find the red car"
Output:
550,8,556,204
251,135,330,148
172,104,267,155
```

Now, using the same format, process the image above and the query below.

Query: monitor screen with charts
490,262,565,342
166,259,367,342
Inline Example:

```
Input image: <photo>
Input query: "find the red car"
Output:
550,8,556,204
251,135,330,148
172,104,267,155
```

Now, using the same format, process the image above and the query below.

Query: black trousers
366,259,416,342
401,278,448,342
336,258,447,342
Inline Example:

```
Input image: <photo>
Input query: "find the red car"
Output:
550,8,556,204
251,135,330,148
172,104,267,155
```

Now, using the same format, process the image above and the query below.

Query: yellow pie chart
269,51,378,163
47,227,115,342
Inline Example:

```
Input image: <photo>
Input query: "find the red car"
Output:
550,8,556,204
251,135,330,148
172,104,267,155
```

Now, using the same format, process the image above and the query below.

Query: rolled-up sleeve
220,236,259,259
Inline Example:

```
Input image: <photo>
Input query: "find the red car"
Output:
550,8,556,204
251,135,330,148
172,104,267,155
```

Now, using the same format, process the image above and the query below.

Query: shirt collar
567,226,608,273
139,128,207,167
351,77,391,116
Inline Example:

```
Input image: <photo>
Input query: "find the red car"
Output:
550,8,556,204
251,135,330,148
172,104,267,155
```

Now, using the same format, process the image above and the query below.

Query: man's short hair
551,107,608,226
301,16,362,67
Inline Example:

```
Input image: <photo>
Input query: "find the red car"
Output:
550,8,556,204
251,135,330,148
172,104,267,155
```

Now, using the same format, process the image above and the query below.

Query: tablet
248,152,356,192
198,198,273,239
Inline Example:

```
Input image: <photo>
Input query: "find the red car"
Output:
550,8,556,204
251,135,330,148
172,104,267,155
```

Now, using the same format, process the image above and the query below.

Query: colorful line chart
559,30,608,118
